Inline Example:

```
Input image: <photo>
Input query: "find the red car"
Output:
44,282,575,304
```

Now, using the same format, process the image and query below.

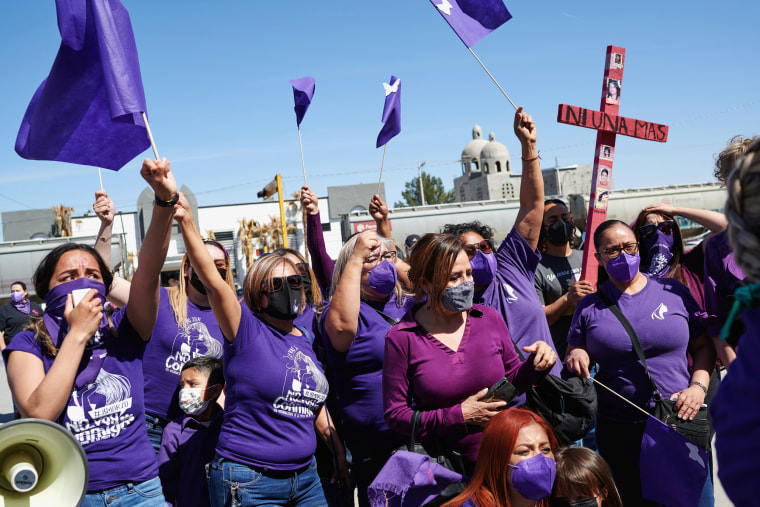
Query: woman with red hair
444,408,559,507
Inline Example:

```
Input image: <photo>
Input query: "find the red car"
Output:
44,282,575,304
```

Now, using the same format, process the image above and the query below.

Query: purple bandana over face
43,278,109,388
470,250,497,285
11,291,30,314
508,453,556,501
364,260,398,296
605,252,641,283
641,230,674,278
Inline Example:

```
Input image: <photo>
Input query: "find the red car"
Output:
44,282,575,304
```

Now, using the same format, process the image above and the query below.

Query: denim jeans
208,454,326,507
144,414,167,455
80,476,165,507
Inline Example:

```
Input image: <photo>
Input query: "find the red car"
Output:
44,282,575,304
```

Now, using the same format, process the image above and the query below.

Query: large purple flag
376,76,401,148
639,414,710,507
429,0,512,48
289,77,315,127
15,0,150,171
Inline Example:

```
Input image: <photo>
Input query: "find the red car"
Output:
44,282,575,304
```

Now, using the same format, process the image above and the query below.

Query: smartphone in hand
479,377,517,404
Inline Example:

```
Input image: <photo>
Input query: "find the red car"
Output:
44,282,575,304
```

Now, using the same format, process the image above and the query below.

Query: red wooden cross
557,45,670,287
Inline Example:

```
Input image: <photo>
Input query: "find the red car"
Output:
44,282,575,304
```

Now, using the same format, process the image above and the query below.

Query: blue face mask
470,250,497,285
363,259,397,295
508,453,556,501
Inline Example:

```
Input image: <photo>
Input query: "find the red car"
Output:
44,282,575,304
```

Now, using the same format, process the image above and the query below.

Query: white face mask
178,386,215,415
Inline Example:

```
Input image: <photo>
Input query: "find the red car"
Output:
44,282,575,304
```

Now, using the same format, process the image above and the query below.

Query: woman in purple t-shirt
384,234,556,472
3,158,178,505
174,196,348,507
565,220,715,506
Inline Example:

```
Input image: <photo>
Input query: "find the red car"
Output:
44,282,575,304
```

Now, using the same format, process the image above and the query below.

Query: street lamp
418,161,426,206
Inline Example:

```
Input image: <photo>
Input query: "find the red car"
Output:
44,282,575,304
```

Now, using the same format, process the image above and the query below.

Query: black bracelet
689,381,707,393
154,193,179,207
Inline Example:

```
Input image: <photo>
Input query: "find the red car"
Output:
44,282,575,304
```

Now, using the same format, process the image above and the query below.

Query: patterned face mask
178,386,216,415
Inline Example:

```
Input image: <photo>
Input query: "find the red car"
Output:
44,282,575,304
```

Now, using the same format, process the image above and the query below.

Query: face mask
441,281,474,313
604,252,640,283
363,260,397,295
547,219,573,246
11,291,24,304
300,273,313,301
568,497,599,507
470,250,497,285
509,453,556,501
179,386,216,415
641,230,674,278
262,285,302,320
188,267,227,296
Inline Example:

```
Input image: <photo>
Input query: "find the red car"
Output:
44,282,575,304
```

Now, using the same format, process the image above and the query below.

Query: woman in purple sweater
383,233,556,473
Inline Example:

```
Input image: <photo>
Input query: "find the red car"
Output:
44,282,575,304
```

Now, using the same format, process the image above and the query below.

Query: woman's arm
323,231,377,352
512,107,544,251
126,159,177,341
7,291,103,420
369,194,411,289
314,406,350,486
301,186,334,293
642,203,728,234
671,332,715,420
93,190,115,267
175,194,241,342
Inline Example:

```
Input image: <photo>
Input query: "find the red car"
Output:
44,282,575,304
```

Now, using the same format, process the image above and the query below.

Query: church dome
461,125,488,163
480,132,510,161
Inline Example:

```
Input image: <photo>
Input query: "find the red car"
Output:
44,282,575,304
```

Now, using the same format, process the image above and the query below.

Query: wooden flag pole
141,112,160,160
98,167,103,191
467,47,517,111
377,144,388,195
297,127,307,185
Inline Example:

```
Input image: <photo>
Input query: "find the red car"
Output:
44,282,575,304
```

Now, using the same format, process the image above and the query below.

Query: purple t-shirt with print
143,288,225,421
383,304,547,463
3,309,157,491
567,276,706,421
320,295,416,458
704,229,746,336
216,308,328,470
476,228,561,376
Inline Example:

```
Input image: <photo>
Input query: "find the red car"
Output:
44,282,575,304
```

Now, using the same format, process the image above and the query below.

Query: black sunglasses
262,275,302,292
639,220,675,238
463,239,494,258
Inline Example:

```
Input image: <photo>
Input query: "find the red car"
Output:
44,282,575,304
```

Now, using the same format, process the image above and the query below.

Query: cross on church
557,45,670,287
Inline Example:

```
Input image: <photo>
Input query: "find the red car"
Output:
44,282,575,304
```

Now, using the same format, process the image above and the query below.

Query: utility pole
418,161,426,206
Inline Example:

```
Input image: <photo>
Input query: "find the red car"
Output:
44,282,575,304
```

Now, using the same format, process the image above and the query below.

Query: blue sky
1,1,758,238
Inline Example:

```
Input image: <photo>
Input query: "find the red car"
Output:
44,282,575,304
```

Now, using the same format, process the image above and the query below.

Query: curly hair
440,221,494,240
726,138,760,283
715,135,759,184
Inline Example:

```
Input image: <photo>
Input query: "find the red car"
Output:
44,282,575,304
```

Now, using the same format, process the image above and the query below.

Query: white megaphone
0,419,88,507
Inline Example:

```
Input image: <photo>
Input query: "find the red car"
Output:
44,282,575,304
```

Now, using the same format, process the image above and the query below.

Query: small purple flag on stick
376,76,401,148
15,0,150,171
429,0,512,48
640,414,709,507
289,77,315,127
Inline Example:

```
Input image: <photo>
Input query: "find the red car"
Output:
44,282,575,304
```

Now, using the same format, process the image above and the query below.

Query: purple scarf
43,278,110,388
11,291,30,315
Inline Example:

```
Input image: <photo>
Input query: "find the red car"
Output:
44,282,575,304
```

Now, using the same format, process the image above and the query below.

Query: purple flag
376,76,401,148
429,0,512,48
15,0,150,171
289,77,315,127
640,414,709,507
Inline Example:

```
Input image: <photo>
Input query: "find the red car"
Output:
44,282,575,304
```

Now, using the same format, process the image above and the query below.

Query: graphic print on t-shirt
165,318,223,374
274,345,328,418
65,369,135,445
651,302,669,321
503,283,518,303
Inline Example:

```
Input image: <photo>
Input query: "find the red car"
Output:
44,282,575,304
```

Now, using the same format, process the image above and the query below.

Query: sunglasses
463,239,494,258
639,220,675,238
262,275,302,292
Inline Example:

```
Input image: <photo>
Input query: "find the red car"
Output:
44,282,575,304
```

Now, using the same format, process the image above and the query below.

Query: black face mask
300,273,313,300
546,219,573,245
188,267,227,295
262,286,302,321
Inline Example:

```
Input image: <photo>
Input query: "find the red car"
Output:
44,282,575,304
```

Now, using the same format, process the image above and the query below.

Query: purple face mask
363,259,397,295
604,251,641,283
509,453,556,501
11,291,24,304
641,230,674,278
470,250,497,285
11,291,30,315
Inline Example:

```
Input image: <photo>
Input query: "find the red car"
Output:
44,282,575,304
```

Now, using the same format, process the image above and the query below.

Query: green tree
394,171,455,208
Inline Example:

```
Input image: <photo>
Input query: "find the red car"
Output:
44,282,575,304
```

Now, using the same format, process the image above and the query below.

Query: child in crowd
158,356,224,507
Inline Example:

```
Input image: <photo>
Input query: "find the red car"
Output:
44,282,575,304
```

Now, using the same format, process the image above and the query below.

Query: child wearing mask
158,355,224,507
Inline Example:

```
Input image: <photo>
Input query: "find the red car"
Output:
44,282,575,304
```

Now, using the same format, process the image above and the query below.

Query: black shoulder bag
596,291,711,450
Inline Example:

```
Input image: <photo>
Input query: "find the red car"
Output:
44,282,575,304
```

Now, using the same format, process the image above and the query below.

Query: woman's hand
331,452,351,490
64,290,103,341
567,280,594,304
565,347,591,379
93,190,115,226
642,203,678,217
140,158,177,202
670,385,706,421
352,231,380,262
461,388,507,426
513,106,537,146
369,194,388,222
173,192,192,225
301,186,319,215
523,341,557,371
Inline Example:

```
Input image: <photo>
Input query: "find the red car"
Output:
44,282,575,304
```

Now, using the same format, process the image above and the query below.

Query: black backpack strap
595,290,663,401
408,410,422,450
368,303,400,327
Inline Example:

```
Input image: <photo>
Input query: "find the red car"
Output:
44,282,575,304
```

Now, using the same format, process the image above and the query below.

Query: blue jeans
80,477,164,507
145,414,167,455
208,454,326,507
